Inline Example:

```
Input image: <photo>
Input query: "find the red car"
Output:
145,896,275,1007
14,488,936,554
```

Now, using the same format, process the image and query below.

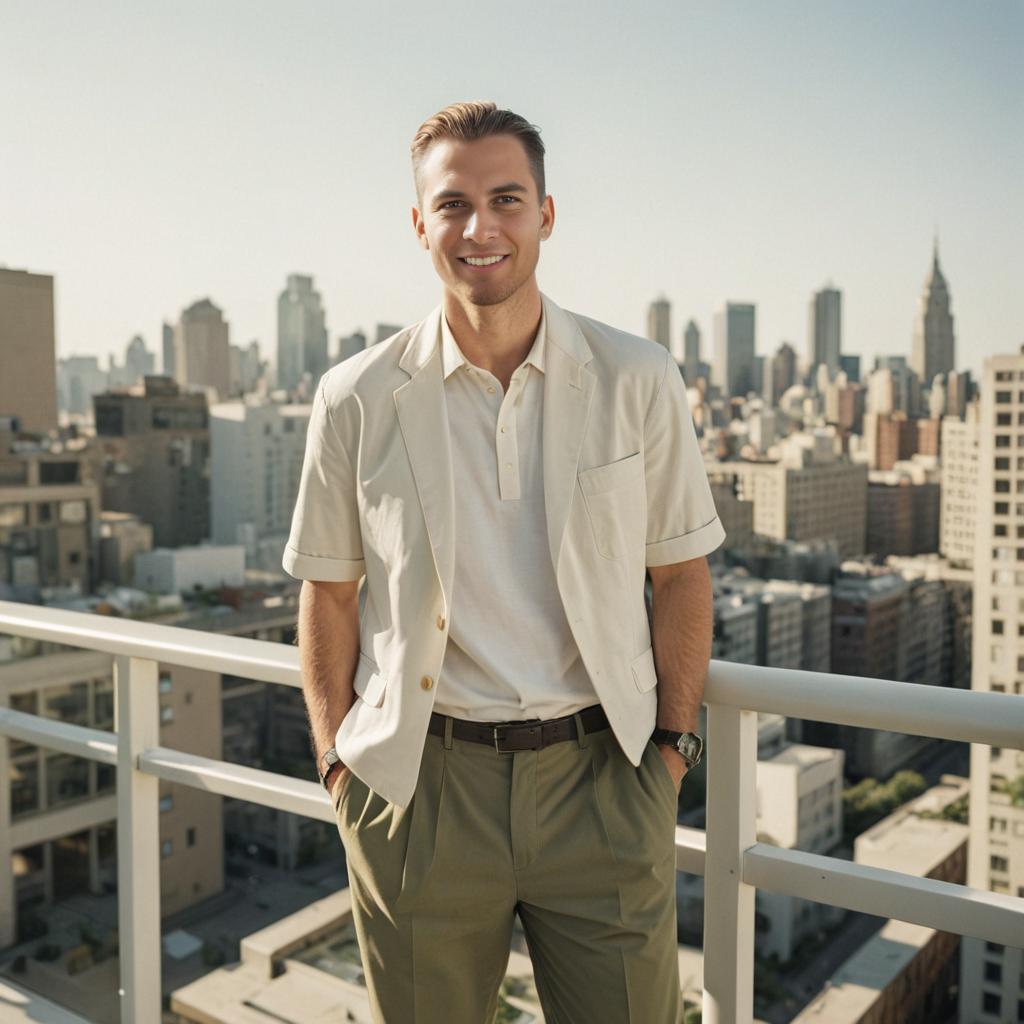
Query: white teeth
464,255,505,266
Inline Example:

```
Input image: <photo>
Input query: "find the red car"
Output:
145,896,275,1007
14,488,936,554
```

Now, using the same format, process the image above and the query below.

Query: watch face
678,733,703,766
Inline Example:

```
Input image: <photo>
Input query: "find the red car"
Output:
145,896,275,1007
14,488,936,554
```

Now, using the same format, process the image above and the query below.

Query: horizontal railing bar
705,662,1024,750
674,826,707,876
137,746,335,824
0,600,301,688
0,707,117,765
3,604,1022,749
743,843,1024,949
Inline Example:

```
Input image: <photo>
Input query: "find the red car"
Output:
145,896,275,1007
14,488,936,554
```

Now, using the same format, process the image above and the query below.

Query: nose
463,208,499,244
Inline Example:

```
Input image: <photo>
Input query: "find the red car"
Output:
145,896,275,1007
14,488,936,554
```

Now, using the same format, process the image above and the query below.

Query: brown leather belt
428,704,609,753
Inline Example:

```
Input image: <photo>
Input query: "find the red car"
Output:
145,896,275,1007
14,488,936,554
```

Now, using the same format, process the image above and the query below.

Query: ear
539,194,555,241
411,206,429,250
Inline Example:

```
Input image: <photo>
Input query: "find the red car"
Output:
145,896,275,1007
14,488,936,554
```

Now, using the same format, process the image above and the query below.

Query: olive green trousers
333,719,683,1024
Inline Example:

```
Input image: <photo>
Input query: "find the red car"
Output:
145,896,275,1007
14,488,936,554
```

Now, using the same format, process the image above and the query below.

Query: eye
495,195,520,205
440,200,465,210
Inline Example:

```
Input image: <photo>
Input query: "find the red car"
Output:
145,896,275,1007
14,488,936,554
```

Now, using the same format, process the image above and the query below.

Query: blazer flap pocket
631,646,658,693
354,650,388,708
578,452,643,496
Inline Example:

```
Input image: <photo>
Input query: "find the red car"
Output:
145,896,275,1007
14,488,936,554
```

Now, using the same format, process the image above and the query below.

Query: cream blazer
284,293,725,807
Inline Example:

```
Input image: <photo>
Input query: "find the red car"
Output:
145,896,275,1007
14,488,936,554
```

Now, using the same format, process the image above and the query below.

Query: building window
58,500,87,525
161,839,173,859
160,705,174,724
990,855,1009,872
985,960,1003,983
187,827,197,847
159,795,173,813
982,992,1001,1014
158,673,172,694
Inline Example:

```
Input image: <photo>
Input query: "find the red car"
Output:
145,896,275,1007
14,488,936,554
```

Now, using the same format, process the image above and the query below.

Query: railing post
702,704,757,1024
115,655,161,1021
0,693,13,948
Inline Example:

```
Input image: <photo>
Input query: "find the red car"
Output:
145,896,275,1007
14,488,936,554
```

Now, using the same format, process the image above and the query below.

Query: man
284,101,724,1023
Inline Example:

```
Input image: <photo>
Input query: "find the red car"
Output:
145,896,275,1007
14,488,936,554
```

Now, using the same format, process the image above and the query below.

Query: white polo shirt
434,311,600,722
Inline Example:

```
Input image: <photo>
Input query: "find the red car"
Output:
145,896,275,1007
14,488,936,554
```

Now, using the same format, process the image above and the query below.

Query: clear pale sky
2,1,1021,378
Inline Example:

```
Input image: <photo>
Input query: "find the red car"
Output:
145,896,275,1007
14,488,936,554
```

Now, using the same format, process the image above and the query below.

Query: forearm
297,578,361,760
649,557,713,734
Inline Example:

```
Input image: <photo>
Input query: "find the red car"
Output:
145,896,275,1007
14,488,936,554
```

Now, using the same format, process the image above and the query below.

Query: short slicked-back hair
411,101,546,203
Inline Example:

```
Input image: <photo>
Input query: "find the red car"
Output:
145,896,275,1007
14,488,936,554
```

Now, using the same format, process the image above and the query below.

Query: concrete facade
941,408,980,567
0,269,58,435
93,376,210,548
961,349,1024,1024
0,438,100,598
174,298,231,400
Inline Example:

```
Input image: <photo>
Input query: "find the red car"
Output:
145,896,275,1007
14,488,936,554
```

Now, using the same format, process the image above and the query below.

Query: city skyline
2,2,1021,379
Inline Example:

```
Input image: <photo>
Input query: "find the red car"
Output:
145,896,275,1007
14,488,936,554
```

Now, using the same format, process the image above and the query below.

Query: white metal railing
0,599,1022,1024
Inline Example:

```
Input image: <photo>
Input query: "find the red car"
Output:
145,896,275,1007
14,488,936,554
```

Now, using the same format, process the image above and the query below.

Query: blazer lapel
541,294,595,576
394,306,455,611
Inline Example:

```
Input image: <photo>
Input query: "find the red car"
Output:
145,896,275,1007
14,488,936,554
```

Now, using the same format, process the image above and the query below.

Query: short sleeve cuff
282,545,366,582
645,517,726,567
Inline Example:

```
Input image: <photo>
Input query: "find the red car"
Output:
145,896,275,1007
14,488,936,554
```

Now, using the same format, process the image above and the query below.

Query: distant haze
2,1,1021,378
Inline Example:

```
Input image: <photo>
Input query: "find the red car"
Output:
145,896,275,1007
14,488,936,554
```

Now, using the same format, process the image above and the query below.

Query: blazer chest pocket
578,452,644,560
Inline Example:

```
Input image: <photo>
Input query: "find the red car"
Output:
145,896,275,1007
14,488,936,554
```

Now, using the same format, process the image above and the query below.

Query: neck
443,282,542,387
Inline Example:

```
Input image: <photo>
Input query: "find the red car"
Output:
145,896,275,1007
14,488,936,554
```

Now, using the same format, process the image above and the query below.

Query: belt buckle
493,723,541,754
493,725,511,754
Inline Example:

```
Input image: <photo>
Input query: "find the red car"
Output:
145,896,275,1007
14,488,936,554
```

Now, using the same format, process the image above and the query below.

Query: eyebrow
432,182,529,204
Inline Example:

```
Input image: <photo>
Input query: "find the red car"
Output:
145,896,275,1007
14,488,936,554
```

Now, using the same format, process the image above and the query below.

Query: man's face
412,134,554,308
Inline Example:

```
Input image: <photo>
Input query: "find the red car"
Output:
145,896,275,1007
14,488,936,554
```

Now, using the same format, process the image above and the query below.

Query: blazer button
436,614,446,631
421,676,434,691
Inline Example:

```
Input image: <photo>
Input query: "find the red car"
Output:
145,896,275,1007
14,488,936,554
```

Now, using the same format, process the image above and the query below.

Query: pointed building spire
933,229,940,271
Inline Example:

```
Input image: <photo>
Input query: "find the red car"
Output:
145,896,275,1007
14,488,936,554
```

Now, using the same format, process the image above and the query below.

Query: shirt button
486,386,496,394
500,426,507,433
436,614,446,631
421,675,434,691
505,463,512,469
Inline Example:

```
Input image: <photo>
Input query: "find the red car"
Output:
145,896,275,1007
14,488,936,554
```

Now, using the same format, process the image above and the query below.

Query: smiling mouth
458,255,508,267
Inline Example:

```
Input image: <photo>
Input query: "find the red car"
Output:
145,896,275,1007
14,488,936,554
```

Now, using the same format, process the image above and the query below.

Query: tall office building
0,268,59,434
713,302,756,399
162,320,176,378
124,335,155,385
93,376,210,547
209,399,312,569
336,331,366,365
940,408,979,568
646,295,671,352
276,274,328,393
911,240,955,388
682,319,701,379
961,348,1024,1023
174,298,231,399
808,284,842,381
769,342,798,405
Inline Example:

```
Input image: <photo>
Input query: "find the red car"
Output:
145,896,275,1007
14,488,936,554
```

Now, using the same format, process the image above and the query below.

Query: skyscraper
713,302,756,399
162,321,175,378
124,334,155,385
646,295,671,352
0,268,58,433
683,320,701,377
808,284,842,381
277,274,328,393
769,342,798,405
960,348,1024,1022
911,240,955,388
174,298,231,399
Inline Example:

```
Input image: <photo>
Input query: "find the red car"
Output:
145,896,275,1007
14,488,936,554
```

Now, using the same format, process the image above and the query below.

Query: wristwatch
318,747,343,791
651,729,704,770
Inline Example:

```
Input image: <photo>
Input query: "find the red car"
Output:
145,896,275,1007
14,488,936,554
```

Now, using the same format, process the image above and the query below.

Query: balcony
0,597,1022,1023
